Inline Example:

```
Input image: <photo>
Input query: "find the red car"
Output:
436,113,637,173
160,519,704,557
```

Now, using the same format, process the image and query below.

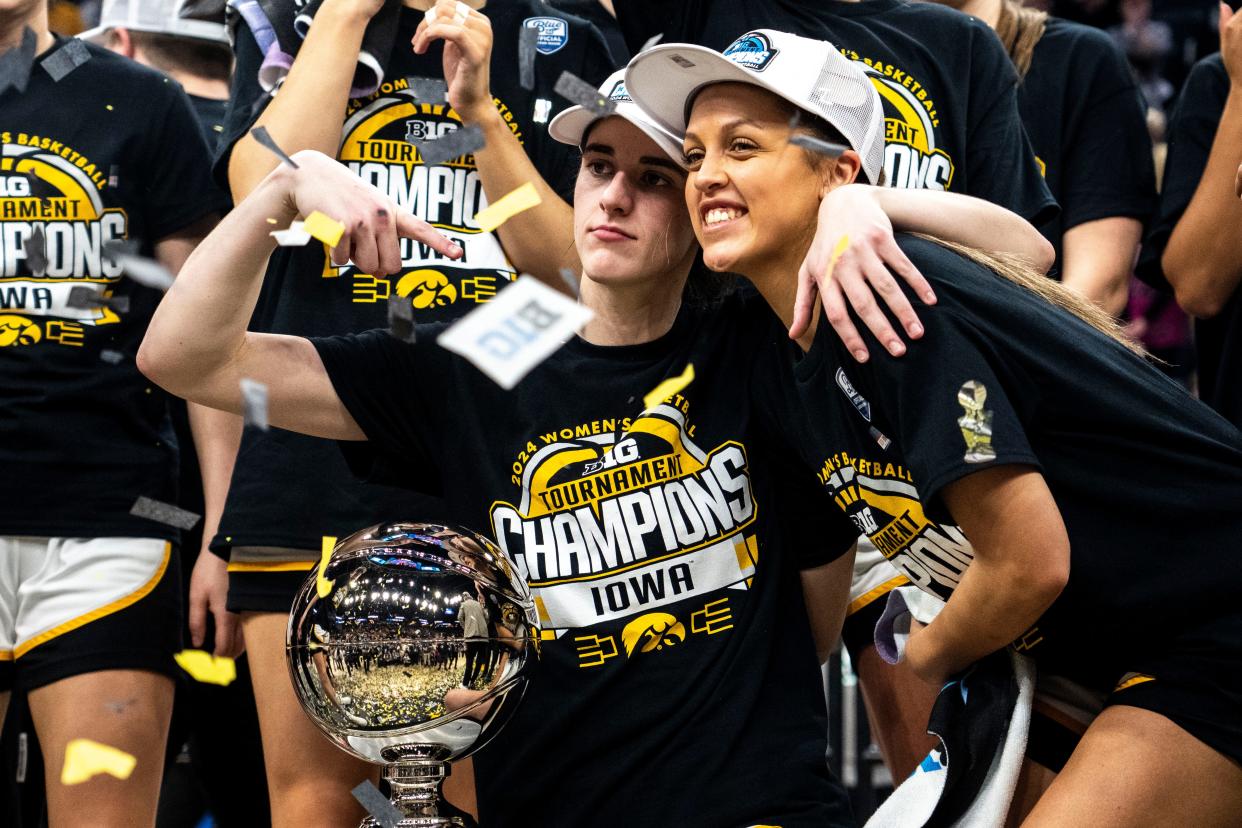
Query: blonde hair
912,234,1144,355
995,0,1048,78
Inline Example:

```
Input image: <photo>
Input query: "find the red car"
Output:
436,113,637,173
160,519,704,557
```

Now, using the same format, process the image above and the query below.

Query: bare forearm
228,1,369,200
800,545,857,664
1060,216,1141,317
470,107,578,284
189,403,242,555
1162,89,1242,318
870,187,1055,272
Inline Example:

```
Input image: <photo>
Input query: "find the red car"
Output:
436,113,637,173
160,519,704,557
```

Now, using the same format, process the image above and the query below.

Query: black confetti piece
240,378,270,431
250,125,299,169
386,294,416,343
0,27,37,95
26,225,46,277
413,124,485,166
406,76,448,104
65,285,129,313
100,349,125,364
789,133,848,158
554,70,615,117
638,32,664,52
40,37,90,82
518,25,538,90
130,496,201,531
103,241,176,291
351,781,403,828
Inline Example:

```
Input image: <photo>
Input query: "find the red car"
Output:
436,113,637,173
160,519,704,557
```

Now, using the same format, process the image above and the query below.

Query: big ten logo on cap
522,17,569,55
436,275,592,389
723,32,779,72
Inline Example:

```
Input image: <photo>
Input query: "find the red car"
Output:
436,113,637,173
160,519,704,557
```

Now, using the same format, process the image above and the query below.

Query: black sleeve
212,22,268,191
771,444,858,570
139,82,228,239
310,329,451,494
1057,32,1156,230
1136,56,1228,291
965,24,1059,226
613,0,710,52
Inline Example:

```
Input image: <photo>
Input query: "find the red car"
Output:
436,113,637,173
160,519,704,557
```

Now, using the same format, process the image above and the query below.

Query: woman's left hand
789,184,937,362
412,0,495,125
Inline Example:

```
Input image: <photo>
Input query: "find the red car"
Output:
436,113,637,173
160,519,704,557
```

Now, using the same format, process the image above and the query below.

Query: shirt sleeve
1056,31,1157,230
138,82,228,240
1136,56,1228,291
212,21,267,191
965,23,1059,226
613,0,709,52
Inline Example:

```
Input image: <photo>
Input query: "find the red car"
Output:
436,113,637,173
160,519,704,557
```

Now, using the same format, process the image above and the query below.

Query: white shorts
848,535,909,615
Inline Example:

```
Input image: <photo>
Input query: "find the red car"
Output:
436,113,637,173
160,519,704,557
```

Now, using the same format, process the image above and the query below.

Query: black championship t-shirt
783,234,1242,687
1137,54,1242,428
212,2,613,553
312,296,857,827
1018,16,1156,260
0,38,226,540
615,0,1056,223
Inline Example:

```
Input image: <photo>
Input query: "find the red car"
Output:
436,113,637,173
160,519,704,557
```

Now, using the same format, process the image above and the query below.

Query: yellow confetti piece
304,210,345,248
472,182,542,233
642,363,695,410
316,535,337,599
825,234,850,281
61,739,136,785
173,650,237,686
266,217,278,224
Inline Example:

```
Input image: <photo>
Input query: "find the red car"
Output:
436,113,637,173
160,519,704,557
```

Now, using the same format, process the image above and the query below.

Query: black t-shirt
312,296,856,827
550,0,629,65
615,0,1057,223
188,94,228,153
0,38,226,540
1137,54,1242,427
211,2,613,553
1018,16,1156,260
782,234,1242,686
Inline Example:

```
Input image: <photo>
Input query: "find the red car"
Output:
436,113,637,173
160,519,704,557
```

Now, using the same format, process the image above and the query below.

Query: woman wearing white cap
137,62,1051,825
626,28,1242,826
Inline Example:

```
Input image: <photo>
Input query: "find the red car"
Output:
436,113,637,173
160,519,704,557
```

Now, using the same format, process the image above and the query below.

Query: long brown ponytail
994,0,1048,78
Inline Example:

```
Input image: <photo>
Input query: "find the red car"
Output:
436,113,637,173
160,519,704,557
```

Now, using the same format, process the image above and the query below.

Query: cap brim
79,19,228,45
626,42,791,136
549,102,688,168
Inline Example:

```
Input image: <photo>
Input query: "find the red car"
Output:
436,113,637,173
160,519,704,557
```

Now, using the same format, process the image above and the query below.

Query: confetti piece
249,125,299,169
130,496,201,531
66,285,129,314
0,27,37,95
387,294,416,343
266,217,278,224
351,780,403,828
554,70,616,118
26,225,46,277
61,739,136,785
642,363,695,410
240,378,269,431
825,234,850,281
270,220,311,247
406,76,448,104
107,165,120,188
303,211,345,247
40,37,90,82
436,276,593,389
473,182,541,233
103,241,176,291
174,650,237,686
789,133,848,158
558,267,579,296
639,32,664,52
248,91,273,123
100,349,125,364
518,25,538,90
316,536,337,599
413,124,485,166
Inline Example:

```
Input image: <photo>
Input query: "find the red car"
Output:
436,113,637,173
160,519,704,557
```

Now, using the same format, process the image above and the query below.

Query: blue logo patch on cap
723,31,779,72
607,79,633,102
523,17,569,55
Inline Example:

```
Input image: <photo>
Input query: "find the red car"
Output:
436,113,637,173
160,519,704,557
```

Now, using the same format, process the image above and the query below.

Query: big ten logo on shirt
837,48,954,192
813,450,974,603
333,78,527,316
490,401,758,669
0,136,127,349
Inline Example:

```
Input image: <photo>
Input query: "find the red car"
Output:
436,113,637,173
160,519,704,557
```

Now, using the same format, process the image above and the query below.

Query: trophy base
358,756,477,828
361,816,472,828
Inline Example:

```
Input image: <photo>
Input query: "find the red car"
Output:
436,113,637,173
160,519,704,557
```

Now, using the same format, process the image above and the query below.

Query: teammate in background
929,0,1156,316
0,2,224,826
550,0,629,65
1138,2,1242,428
206,1,611,822
627,32,1242,824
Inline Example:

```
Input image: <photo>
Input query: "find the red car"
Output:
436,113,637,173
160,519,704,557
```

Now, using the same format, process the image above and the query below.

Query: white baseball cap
625,29,885,185
81,0,228,45
549,69,689,168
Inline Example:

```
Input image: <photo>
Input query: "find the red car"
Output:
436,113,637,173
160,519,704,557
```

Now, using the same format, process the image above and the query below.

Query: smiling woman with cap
626,27,1242,826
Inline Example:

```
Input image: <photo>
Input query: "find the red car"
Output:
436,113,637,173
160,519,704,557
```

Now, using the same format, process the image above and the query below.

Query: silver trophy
287,522,539,827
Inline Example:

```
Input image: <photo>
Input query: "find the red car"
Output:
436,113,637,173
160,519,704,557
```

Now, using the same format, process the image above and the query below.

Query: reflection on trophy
287,523,539,827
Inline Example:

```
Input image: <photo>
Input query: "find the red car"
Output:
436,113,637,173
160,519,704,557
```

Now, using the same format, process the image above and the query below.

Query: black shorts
0,536,183,693
226,566,315,614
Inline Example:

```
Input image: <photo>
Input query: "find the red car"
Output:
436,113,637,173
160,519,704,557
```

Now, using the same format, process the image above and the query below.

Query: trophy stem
360,759,475,828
